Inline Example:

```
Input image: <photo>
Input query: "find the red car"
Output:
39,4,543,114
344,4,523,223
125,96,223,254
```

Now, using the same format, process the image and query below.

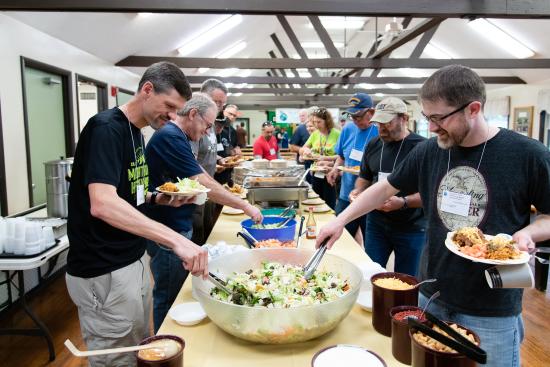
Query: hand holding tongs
303,238,329,280
407,312,487,364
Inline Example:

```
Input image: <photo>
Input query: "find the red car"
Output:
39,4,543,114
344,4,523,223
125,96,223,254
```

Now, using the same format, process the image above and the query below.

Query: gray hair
307,106,319,117
138,62,192,100
225,104,238,111
177,92,216,117
420,65,486,108
200,78,229,95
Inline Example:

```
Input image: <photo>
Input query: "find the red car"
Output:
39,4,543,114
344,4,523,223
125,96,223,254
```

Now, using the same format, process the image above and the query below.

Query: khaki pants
66,254,151,367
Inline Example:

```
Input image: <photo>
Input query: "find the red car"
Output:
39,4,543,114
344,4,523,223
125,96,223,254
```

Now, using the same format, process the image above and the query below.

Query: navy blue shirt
290,123,310,163
146,122,203,233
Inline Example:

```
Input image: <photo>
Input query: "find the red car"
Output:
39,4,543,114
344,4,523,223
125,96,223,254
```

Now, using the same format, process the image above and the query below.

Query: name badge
217,143,224,152
314,171,326,179
136,184,145,206
349,148,363,162
269,148,276,156
440,190,471,217
378,171,391,182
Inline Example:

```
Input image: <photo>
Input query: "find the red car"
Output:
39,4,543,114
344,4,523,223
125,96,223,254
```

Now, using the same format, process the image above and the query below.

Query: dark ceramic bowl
136,335,184,367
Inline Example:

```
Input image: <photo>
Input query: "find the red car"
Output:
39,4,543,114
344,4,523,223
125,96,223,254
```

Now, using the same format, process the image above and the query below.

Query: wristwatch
401,196,408,210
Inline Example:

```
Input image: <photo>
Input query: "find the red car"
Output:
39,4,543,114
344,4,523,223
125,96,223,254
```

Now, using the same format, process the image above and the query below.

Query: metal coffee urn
44,157,73,218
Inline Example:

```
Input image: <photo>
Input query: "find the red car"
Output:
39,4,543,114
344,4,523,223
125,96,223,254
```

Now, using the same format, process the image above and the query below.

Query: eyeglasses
349,108,372,121
262,122,273,127
421,101,473,126
197,113,213,130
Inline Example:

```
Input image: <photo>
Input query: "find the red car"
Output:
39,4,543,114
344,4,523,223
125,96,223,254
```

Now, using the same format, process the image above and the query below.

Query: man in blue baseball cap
327,92,378,243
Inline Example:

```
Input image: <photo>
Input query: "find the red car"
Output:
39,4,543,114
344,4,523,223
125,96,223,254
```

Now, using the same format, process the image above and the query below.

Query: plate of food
337,166,360,175
445,227,529,265
302,197,326,206
157,178,210,197
302,153,322,161
312,204,332,213
308,191,320,199
310,164,329,173
222,156,246,167
223,183,247,198
222,206,245,215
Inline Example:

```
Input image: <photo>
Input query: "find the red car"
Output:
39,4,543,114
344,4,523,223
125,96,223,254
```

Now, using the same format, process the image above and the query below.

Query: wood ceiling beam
117,56,550,69
4,0,550,18
308,15,340,58
187,76,525,84
270,33,298,77
192,87,421,95
276,15,319,77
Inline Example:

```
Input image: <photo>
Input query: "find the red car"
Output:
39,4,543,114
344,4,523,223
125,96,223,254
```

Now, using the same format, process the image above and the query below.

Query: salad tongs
208,272,233,295
303,238,329,280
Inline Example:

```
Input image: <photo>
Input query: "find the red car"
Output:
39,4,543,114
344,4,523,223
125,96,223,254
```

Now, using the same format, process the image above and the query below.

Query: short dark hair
420,65,486,108
138,62,192,100
200,79,229,95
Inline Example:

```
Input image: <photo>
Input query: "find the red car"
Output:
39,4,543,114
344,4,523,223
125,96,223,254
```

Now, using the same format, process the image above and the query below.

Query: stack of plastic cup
5,218,18,253
25,222,42,255
42,226,56,249
13,218,27,255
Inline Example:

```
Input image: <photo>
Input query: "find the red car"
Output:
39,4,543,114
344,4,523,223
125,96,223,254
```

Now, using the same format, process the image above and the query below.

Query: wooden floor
0,271,548,367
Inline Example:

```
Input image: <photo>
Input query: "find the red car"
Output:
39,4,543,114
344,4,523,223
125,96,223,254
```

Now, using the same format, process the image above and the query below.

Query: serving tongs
296,216,306,248
208,272,233,295
297,168,311,187
407,311,487,364
237,228,259,248
303,238,329,280
279,203,295,219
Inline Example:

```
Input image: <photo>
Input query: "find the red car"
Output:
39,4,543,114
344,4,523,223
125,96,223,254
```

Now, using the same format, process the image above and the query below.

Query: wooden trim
20,56,74,206
0,98,8,216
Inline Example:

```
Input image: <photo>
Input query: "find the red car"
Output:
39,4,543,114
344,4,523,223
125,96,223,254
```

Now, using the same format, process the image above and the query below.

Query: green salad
210,261,350,307
251,223,286,229
175,177,207,192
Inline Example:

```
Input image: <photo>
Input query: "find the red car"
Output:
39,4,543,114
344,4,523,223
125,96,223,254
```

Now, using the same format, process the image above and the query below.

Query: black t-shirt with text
215,125,238,184
360,132,427,231
67,108,148,278
388,129,550,316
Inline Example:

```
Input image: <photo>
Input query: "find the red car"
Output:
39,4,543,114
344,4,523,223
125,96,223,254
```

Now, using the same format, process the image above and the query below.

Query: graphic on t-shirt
127,146,148,201
436,166,488,230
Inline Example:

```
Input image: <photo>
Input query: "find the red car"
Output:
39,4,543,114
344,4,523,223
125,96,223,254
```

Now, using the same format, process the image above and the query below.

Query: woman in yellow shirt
299,107,341,209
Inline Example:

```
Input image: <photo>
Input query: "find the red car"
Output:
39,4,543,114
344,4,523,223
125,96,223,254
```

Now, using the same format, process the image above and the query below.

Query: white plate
312,204,331,213
445,231,530,265
222,207,245,215
302,198,326,205
308,192,320,199
356,290,372,312
168,302,207,326
337,166,360,175
157,186,211,197
310,165,329,173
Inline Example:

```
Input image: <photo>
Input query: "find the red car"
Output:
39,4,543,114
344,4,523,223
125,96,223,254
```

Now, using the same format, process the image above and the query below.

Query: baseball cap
345,93,374,114
371,97,407,124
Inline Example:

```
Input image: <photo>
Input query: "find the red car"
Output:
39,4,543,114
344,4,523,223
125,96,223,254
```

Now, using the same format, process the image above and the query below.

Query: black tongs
407,311,487,364
303,238,329,280
237,229,258,249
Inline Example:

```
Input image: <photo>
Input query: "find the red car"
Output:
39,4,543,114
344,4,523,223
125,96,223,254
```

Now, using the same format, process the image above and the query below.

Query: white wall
0,14,140,214
77,83,98,132
239,110,268,144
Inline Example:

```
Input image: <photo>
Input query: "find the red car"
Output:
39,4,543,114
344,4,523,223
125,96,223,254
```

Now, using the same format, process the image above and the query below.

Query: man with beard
145,94,262,332
347,97,426,275
65,62,208,367
316,65,550,367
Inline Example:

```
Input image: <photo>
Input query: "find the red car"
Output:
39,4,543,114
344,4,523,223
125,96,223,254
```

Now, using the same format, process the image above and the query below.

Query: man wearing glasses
316,65,550,367
253,121,279,160
145,93,262,332
327,93,378,243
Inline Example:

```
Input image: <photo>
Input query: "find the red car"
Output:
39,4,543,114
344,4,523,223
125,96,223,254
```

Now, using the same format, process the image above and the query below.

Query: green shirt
305,129,341,156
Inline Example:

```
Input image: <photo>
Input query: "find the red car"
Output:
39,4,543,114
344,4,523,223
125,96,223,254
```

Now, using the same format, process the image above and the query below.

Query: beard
435,116,470,149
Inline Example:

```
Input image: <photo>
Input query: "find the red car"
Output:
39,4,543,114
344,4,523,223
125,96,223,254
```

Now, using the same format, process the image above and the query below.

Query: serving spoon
413,278,437,289
64,339,178,358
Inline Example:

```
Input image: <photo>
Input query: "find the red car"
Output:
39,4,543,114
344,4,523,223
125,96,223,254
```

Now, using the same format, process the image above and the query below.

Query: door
22,59,72,207
116,88,134,106
76,75,108,133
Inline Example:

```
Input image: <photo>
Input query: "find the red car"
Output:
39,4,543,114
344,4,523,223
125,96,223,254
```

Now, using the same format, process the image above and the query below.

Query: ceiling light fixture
177,14,243,56
468,18,534,59
375,93,385,97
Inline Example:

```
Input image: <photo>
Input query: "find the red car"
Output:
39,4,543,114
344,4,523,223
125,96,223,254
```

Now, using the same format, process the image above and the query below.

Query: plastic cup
25,223,41,245
0,218,5,253
42,226,56,248
13,219,27,255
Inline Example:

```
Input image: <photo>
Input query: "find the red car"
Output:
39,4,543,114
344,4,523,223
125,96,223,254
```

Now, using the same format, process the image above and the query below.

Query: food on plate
210,261,351,307
452,227,521,260
158,182,178,192
223,183,245,195
373,277,414,290
413,323,478,353
255,239,297,248
223,155,244,165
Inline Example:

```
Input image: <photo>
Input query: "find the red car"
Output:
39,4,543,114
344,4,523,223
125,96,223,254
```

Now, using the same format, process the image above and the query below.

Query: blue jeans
364,211,426,276
335,199,366,237
419,293,524,367
147,229,193,333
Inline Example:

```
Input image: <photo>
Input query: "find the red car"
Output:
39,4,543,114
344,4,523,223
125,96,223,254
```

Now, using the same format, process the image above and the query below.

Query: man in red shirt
253,122,279,160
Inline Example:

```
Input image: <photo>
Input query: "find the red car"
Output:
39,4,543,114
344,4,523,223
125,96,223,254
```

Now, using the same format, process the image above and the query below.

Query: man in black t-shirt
66,62,208,367
351,97,426,276
316,65,550,367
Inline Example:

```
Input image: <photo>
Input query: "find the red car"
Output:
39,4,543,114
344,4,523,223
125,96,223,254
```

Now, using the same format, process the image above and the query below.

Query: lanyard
352,125,375,155
319,129,331,155
379,136,406,173
128,121,144,167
